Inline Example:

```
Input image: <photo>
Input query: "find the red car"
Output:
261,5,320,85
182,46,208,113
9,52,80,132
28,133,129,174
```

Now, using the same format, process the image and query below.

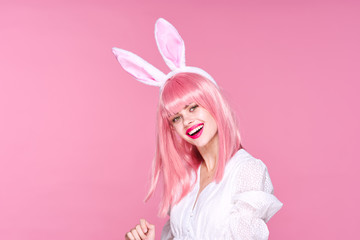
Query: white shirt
161,149,283,240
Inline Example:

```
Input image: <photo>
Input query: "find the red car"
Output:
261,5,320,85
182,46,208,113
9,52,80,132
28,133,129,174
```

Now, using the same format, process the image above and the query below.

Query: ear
155,18,186,70
112,47,166,87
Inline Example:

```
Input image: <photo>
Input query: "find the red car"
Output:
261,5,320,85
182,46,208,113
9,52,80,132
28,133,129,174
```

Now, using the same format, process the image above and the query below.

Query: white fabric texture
160,149,283,240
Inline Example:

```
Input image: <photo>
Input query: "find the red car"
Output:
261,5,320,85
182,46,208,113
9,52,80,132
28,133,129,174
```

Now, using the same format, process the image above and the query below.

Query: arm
229,158,283,240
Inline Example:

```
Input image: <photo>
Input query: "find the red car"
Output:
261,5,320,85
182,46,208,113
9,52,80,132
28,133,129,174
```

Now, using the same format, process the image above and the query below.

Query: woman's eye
172,116,180,123
189,105,198,112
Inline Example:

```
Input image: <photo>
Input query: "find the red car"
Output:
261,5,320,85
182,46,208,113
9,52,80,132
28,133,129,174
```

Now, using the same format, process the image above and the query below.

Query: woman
112,18,283,240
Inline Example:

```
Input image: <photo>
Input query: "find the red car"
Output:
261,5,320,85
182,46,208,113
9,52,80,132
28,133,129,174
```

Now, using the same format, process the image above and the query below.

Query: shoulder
226,149,274,194
226,149,267,176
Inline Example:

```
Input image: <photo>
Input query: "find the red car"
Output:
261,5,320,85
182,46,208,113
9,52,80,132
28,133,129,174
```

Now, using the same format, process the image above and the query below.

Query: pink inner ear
118,57,157,83
157,21,183,68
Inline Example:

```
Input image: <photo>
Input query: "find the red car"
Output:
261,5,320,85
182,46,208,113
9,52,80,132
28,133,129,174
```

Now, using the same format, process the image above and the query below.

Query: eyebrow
174,103,192,115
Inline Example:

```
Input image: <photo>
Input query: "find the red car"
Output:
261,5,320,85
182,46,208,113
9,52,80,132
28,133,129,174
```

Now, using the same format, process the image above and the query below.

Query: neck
197,133,219,172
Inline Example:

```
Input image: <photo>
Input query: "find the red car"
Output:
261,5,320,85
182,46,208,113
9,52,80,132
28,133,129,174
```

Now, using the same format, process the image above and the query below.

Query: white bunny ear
112,47,167,87
155,18,186,70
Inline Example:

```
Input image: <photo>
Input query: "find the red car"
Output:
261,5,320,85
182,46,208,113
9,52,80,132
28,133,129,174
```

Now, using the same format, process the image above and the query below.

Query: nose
183,113,194,126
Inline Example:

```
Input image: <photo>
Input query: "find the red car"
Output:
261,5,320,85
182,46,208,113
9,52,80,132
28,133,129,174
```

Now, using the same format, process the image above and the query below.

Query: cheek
174,132,183,142
209,118,218,134
173,126,181,135
174,130,193,144
173,126,186,139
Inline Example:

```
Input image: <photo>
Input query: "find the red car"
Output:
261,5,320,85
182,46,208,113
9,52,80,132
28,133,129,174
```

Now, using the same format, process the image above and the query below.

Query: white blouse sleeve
161,219,174,240
229,158,283,240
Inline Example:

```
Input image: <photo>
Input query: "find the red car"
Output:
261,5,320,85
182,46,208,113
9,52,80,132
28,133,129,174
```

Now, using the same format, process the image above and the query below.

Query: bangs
160,73,205,118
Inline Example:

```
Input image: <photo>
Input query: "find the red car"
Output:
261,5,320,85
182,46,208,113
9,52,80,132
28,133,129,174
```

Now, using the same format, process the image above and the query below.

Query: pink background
1,0,359,239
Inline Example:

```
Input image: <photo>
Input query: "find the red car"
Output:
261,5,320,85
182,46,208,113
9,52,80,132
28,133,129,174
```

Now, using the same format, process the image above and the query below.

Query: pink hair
145,72,242,217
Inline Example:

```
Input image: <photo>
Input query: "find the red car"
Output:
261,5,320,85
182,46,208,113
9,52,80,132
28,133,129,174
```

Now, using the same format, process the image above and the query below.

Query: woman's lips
186,123,204,139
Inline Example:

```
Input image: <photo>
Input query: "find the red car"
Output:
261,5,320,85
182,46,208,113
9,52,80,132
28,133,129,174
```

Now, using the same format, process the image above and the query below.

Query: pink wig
145,72,242,217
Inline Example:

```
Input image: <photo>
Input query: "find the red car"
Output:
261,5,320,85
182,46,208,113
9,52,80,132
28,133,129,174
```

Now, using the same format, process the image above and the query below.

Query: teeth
189,125,203,136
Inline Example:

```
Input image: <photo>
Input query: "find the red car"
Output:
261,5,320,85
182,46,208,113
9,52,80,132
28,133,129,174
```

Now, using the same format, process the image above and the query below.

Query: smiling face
169,103,218,148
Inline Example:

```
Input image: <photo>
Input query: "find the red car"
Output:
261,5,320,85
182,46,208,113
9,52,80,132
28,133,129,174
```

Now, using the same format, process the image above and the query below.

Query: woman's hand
125,219,155,240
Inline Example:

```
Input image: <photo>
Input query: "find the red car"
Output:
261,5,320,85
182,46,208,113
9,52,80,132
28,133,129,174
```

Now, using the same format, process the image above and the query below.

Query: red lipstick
186,123,204,139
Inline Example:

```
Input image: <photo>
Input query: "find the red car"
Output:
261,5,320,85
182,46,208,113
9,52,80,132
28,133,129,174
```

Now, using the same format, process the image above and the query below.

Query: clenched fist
125,219,155,240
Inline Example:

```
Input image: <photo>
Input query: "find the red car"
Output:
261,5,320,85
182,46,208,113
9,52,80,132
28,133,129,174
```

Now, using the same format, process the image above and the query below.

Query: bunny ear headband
112,18,217,91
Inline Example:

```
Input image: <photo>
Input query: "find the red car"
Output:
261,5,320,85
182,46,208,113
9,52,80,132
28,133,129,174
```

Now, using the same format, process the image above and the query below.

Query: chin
191,139,210,148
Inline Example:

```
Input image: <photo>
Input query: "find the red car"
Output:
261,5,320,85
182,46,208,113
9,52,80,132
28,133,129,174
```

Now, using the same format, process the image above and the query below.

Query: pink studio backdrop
1,0,359,239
